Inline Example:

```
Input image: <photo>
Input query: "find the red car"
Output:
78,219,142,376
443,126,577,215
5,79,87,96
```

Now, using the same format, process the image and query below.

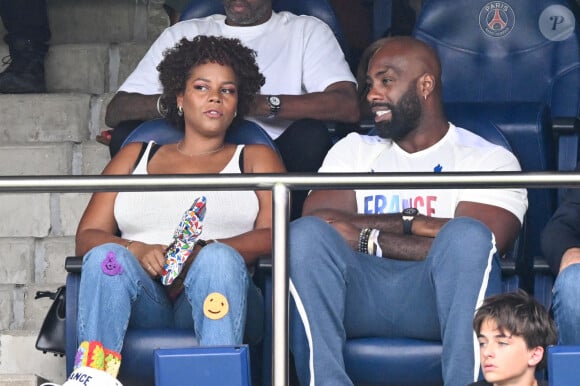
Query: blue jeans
77,242,262,353
288,216,501,386
552,264,580,344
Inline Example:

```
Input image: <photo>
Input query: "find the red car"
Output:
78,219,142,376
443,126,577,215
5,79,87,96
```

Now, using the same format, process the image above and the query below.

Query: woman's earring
424,94,427,101
177,105,183,116
234,110,237,118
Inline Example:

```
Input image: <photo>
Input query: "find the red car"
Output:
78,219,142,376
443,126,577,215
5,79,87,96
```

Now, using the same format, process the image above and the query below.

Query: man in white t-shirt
288,36,528,386
104,0,359,217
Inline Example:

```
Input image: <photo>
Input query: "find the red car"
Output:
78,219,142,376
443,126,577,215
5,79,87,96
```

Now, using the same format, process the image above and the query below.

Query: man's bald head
369,36,441,81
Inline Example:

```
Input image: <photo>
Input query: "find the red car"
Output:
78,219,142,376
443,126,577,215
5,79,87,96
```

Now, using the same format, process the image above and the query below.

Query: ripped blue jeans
77,242,262,353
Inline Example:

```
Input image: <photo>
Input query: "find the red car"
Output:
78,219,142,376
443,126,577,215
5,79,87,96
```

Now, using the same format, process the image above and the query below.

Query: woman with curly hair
67,35,285,383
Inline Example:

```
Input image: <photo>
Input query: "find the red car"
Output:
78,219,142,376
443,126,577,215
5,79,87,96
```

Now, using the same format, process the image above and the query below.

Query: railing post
272,183,290,386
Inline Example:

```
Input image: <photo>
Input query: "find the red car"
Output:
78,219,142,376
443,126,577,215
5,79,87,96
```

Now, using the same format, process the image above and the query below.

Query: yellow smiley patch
203,292,229,320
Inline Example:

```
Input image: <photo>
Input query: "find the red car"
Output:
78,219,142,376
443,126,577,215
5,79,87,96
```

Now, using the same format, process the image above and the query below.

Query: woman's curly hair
157,35,265,130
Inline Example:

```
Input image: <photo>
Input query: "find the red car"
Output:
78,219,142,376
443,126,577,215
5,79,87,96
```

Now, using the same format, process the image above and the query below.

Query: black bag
35,286,66,356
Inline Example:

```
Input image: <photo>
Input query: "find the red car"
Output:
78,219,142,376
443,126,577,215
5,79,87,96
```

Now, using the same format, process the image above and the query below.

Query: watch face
402,207,419,216
269,96,281,107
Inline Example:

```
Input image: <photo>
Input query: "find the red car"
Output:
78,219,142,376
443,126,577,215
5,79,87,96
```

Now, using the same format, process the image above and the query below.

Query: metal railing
2,171,580,386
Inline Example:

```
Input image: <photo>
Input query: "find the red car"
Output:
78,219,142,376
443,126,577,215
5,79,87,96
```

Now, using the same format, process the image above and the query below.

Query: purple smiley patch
101,251,123,276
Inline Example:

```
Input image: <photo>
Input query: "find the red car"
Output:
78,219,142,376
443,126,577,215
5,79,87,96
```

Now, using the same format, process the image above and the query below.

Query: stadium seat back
413,0,580,122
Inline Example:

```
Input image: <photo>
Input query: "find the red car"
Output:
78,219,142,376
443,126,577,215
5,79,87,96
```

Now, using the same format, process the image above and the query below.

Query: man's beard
223,0,270,25
375,86,422,141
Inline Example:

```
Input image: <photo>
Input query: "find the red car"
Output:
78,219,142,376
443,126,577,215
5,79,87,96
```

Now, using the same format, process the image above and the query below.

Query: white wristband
370,229,382,257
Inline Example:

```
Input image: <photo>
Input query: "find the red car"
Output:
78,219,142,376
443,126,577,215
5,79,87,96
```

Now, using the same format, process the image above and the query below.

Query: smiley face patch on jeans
203,292,229,320
101,251,123,276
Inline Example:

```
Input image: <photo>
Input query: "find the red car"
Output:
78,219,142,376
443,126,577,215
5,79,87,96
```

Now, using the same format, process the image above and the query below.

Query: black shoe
0,63,46,93
0,38,47,94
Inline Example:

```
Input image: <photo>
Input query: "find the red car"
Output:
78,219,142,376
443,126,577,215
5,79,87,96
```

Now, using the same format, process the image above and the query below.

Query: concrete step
45,42,151,94
0,141,108,176
0,143,74,175
0,94,90,143
48,0,168,44
0,92,120,144
0,0,168,45
0,280,67,331
0,374,49,386
0,331,66,384
0,141,110,176
0,191,93,238
0,1,166,382
0,42,150,94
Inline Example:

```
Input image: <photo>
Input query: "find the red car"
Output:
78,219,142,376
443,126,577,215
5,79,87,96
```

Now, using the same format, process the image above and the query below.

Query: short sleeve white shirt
318,124,528,224
119,12,356,139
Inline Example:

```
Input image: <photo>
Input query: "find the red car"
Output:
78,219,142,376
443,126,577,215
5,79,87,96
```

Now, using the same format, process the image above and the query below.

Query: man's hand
246,82,359,123
560,247,580,273
105,92,161,128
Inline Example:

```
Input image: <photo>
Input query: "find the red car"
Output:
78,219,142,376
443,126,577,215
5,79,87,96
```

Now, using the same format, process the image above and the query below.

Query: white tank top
114,141,259,245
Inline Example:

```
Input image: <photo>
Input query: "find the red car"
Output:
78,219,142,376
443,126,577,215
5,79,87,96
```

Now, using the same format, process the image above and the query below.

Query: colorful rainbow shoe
72,340,122,376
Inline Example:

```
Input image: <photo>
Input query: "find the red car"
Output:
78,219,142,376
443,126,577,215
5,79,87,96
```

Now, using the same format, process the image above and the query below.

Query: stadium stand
0,0,168,383
1,0,578,385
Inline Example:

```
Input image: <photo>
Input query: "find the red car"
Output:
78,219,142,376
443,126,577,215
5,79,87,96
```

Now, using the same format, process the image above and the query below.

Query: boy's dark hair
473,289,558,369
157,35,265,130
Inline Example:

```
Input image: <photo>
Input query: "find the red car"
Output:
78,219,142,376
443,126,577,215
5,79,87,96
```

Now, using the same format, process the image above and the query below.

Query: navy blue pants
0,0,50,45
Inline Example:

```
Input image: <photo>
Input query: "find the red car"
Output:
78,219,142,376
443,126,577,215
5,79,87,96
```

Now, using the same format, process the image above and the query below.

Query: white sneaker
41,367,123,386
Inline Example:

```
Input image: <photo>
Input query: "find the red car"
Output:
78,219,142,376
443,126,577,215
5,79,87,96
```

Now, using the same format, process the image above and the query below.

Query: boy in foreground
470,290,558,386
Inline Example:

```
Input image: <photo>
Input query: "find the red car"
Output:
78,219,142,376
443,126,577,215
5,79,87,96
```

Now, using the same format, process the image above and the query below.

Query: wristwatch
266,95,281,118
157,95,168,117
157,94,169,118
401,207,419,235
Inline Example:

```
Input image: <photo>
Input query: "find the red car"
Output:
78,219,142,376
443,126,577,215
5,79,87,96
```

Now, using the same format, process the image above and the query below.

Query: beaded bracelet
358,228,372,254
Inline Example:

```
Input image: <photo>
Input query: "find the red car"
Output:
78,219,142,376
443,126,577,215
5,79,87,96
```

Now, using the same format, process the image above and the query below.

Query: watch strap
402,218,414,235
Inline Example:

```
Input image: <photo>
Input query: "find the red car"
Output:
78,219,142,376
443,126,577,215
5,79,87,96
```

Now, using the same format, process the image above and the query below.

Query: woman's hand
129,241,168,278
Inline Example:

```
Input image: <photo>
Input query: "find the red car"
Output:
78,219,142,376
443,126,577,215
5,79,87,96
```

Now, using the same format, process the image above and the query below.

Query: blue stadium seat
446,103,557,292
412,0,580,177
179,0,350,63
412,0,579,119
121,118,279,152
412,0,579,309
261,102,556,386
65,118,278,386
154,346,252,386
548,345,580,385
